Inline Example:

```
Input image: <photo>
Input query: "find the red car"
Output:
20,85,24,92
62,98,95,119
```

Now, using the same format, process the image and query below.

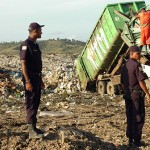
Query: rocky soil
1,54,150,150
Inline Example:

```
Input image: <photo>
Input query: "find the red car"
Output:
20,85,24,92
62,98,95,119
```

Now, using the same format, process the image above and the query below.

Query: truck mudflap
75,57,89,91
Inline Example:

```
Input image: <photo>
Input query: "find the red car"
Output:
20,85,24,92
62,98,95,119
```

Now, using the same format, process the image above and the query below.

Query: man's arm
21,60,33,92
121,83,125,93
136,14,139,19
139,80,150,101
41,78,45,89
21,60,29,82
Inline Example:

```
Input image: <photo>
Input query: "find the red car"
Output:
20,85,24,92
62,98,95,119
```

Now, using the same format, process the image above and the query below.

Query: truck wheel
97,81,107,97
107,81,118,96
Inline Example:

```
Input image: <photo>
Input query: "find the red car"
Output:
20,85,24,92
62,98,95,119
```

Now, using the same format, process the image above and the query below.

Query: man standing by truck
121,45,150,147
136,8,150,54
20,22,45,139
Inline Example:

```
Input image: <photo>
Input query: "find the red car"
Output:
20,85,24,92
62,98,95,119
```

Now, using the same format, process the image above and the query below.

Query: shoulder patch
22,46,27,51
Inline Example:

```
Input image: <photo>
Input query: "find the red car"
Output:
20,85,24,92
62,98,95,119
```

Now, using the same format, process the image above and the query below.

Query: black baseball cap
28,22,45,31
129,45,141,53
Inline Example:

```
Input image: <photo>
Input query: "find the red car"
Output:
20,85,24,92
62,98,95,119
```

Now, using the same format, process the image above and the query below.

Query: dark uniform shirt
121,58,148,91
20,37,42,73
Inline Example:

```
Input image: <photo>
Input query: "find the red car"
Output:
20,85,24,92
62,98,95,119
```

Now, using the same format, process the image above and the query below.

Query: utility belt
125,88,142,94
28,71,42,76
131,89,145,97
124,88,145,99
131,89,142,94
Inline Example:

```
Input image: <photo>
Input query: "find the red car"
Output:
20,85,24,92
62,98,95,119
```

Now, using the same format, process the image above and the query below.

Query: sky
0,0,149,42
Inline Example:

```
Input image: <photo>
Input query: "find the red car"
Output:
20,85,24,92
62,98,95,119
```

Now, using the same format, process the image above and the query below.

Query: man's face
35,28,42,38
141,8,146,13
131,51,141,60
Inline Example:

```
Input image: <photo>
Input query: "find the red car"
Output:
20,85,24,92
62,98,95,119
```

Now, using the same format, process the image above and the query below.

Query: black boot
128,138,133,147
134,140,145,147
128,138,133,146
33,124,44,134
28,124,43,139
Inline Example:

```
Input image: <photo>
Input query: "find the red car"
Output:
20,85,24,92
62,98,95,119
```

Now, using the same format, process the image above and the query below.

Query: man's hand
146,93,150,102
26,82,33,92
41,80,45,90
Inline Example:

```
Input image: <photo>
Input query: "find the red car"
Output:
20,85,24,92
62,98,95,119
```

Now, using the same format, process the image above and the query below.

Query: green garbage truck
75,1,150,97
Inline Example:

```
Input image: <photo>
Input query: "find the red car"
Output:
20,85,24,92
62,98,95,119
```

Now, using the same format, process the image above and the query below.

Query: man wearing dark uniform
20,22,45,139
121,45,150,147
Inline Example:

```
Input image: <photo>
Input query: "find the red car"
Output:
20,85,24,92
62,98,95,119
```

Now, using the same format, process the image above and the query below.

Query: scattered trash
39,110,73,117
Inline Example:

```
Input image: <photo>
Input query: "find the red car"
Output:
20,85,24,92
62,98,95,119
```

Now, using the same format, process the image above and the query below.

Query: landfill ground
1,54,150,150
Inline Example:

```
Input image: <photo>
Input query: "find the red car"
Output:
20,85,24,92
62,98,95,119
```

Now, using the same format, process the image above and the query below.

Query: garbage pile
0,54,82,98
42,53,81,94
0,55,23,98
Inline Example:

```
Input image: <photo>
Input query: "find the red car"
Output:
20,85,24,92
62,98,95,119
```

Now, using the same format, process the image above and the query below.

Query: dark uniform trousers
124,91,145,141
23,74,42,124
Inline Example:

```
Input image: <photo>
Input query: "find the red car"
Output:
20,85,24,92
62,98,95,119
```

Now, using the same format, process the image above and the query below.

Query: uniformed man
121,45,150,147
20,22,45,139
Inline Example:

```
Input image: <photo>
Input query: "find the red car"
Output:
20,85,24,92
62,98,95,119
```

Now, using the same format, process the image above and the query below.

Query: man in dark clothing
20,22,45,139
121,45,150,147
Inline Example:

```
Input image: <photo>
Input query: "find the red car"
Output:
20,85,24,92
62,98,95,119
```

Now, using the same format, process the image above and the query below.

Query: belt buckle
132,89,141,94
35,72,41,76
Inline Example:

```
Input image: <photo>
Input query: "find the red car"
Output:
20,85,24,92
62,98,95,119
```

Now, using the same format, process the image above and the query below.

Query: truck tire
97,81,107,97
107,81,118,96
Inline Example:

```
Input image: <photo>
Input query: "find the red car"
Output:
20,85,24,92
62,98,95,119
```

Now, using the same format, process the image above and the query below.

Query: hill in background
0,39,85,55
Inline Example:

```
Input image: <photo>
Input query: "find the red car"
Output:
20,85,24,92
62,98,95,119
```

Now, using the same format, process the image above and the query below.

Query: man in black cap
121,45,150,147
20,22,45,139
